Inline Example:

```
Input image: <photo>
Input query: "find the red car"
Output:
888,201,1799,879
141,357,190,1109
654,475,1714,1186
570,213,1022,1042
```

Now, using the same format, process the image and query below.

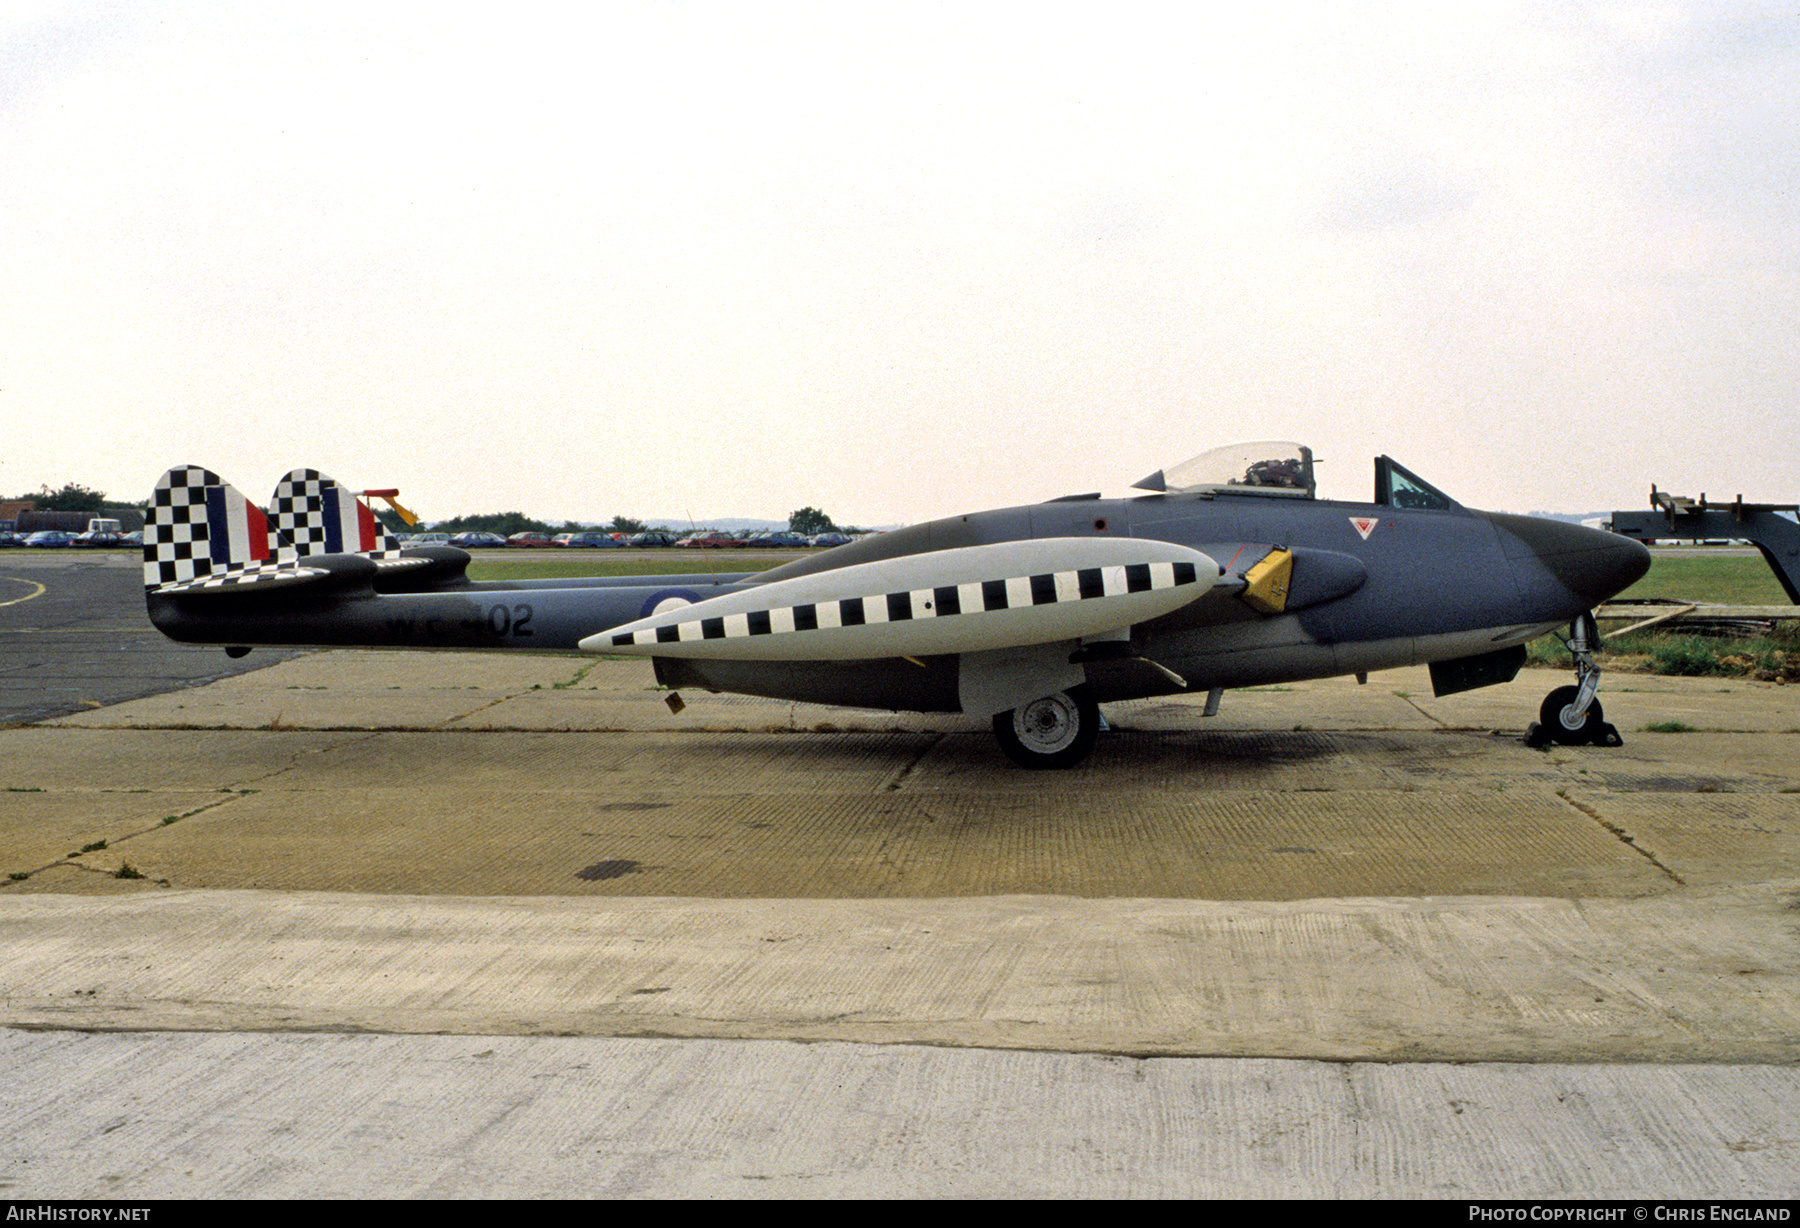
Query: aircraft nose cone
1485,513,1652,615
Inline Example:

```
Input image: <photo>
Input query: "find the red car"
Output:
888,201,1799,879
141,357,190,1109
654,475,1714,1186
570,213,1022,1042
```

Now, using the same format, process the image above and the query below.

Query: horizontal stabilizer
148,561,334,597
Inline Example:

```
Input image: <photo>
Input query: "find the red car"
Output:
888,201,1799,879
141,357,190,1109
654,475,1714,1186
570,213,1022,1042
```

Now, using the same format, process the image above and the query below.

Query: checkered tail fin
269,469,405,560
143,466,320,595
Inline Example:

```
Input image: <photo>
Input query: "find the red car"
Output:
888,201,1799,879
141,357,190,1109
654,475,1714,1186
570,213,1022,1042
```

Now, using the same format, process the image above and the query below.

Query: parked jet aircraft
142,444,1650,767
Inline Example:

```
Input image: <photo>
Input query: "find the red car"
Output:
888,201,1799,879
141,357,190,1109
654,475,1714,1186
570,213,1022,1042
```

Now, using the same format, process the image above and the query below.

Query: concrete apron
2,884,1797,1064
2,650,1796,1064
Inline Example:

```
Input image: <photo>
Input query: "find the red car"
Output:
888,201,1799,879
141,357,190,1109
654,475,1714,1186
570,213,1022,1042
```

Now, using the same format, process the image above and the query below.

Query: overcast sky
3,1,1795,526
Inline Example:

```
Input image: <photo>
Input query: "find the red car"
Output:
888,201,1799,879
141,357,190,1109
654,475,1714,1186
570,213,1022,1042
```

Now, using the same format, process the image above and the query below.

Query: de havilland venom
142,444,1651,767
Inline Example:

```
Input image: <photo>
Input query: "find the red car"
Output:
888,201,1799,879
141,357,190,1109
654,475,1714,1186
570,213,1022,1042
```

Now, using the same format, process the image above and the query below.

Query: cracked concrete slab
0,727,354,791
1561,789,1800,887
4,1031,1794,1198
2,780,1683,899
0,790,229,879
42,650,602,730
2,884,1796,1064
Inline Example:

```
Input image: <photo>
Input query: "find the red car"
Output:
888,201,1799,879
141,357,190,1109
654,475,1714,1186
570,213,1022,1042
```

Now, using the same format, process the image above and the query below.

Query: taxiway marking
0,577,48,608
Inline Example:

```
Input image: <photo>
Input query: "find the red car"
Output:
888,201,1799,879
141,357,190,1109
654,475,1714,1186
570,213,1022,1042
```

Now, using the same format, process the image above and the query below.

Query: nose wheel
1528,613,1623,748
1539,685,1610,744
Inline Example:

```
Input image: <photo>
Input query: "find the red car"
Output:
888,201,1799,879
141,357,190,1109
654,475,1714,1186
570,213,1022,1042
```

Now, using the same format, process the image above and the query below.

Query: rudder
144,466,285,591
269,469,404,559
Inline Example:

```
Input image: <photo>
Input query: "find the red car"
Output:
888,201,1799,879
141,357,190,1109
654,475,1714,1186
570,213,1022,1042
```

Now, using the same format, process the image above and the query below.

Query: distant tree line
12,481,858,538
401,511,861,538
399,511,669,537
6,483,144,513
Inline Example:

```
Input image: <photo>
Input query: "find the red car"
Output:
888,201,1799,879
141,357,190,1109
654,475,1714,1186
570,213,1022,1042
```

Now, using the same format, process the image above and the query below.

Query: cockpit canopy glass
1134,441,1316,499
1374,456,1459,510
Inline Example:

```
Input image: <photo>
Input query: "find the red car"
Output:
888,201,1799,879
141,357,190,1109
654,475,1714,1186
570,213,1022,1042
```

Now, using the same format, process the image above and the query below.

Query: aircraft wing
581,538,1221,660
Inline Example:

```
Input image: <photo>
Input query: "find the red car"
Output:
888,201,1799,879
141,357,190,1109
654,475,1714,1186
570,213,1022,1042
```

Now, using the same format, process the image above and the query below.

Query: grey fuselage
146,491,1650,714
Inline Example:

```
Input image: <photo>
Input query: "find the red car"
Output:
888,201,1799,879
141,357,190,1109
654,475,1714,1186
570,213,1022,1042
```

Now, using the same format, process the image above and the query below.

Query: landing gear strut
1528,612,1623,748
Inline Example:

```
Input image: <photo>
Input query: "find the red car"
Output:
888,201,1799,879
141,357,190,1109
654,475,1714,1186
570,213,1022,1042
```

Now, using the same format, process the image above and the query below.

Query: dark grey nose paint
1482,512,1652,618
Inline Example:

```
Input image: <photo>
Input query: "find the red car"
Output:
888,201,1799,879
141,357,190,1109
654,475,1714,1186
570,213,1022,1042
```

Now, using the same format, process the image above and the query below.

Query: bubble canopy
1133,442,1316,498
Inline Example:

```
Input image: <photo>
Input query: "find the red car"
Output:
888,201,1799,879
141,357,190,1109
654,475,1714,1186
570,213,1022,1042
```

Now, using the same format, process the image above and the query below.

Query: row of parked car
399,530,856,550
0,527,862,552
0,530,142,549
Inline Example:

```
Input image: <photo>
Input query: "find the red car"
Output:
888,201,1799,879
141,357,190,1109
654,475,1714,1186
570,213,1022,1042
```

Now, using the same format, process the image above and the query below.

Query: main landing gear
993,685,1100,769
1528,612,1623,748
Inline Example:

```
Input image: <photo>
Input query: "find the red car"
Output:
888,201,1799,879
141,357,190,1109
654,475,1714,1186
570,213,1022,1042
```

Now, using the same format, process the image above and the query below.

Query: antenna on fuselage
687,507,720,585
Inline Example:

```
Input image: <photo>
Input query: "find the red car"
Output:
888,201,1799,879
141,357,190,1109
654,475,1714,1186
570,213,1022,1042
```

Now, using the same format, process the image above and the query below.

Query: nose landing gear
1527,612,1623,748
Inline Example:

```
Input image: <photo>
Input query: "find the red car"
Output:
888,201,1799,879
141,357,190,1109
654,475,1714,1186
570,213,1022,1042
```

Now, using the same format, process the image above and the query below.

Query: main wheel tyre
1540,685,1605,745
992,686,1100,769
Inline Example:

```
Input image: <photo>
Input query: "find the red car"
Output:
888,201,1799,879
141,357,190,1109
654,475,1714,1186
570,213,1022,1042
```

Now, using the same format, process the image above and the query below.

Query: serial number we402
382,604,536,642
484,603,534,636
